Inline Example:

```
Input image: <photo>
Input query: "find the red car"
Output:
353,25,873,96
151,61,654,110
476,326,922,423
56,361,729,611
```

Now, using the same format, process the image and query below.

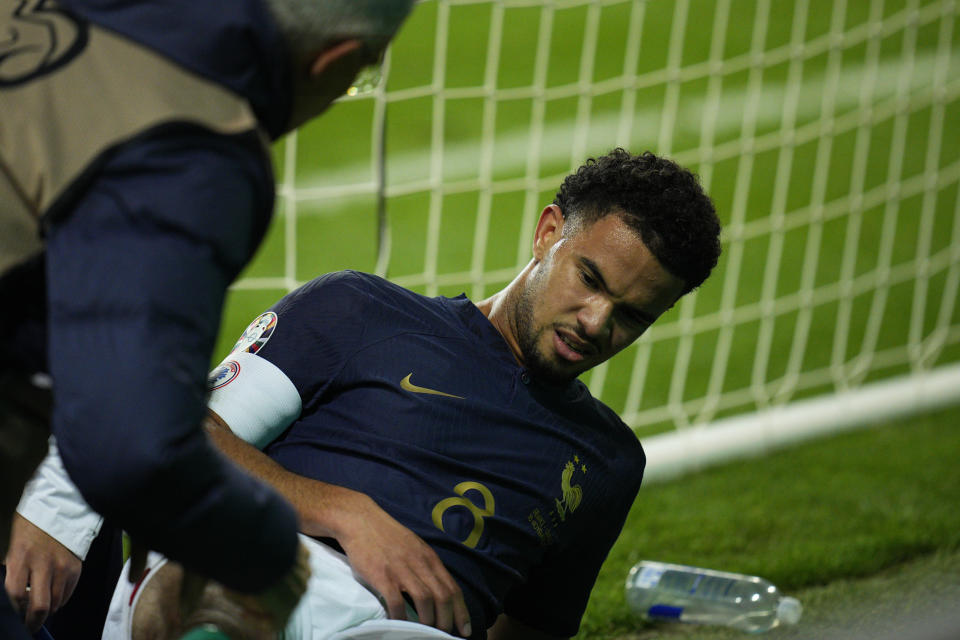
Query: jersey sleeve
207,351,301,448
208,271,372,444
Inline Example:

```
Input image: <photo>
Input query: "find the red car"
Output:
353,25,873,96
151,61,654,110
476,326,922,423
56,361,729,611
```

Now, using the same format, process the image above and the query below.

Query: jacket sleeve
46,128,298,593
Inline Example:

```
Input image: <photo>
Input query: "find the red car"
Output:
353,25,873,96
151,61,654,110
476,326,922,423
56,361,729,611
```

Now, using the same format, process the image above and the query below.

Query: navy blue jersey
249,271,646,637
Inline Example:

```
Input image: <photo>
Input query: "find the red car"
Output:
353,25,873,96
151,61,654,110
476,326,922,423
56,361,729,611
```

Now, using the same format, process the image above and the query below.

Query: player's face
514,207,685,384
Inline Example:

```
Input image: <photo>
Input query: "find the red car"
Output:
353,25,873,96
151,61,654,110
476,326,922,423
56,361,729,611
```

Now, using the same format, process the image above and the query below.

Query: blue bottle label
648,605,683,619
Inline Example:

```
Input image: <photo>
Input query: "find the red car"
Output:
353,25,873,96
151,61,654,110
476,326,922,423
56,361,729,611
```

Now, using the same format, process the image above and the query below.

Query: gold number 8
431,481,496,548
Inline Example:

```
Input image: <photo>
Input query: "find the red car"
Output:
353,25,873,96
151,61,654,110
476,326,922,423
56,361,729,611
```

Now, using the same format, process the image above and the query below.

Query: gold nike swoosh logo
400,373,464,399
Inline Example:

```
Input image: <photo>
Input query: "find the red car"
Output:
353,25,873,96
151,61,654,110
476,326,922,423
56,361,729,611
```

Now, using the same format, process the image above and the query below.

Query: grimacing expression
514,210,685,385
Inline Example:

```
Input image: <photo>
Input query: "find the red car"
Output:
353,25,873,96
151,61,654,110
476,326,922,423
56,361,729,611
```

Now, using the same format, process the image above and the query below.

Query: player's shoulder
278,270,420,309
600,400,641,446
574,382,645,456
292,269,375,293
273,271,450,332
592,398,646,487
272,271,477,353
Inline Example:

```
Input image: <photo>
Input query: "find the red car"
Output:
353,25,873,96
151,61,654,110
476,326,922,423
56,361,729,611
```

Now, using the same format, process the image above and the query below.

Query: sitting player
33,149,723,640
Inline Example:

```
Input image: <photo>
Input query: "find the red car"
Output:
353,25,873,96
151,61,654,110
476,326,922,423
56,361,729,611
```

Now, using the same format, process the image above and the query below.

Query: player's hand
3,513,82,632
201,420,468,634
334,493,472,638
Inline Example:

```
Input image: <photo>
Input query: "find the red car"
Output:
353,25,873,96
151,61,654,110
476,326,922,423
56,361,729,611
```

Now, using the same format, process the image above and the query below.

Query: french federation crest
231,311,278,354
208,360,240,390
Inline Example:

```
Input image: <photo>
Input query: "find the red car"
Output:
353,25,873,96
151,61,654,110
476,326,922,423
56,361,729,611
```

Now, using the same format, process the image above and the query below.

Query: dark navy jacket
0,0,302,594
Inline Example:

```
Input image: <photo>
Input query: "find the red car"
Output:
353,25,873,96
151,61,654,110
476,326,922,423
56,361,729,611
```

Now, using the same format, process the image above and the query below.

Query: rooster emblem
554,460,584,522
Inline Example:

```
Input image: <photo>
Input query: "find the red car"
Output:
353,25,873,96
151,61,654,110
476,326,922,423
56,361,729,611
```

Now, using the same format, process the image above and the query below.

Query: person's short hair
265,0,415,68
554,148,722,296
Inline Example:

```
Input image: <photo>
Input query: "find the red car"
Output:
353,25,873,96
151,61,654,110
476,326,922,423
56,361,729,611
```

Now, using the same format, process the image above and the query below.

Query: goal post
233,0,960,478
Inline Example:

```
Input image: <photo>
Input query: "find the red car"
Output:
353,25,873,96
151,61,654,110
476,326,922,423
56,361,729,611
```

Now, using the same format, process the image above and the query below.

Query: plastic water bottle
625,561,802,633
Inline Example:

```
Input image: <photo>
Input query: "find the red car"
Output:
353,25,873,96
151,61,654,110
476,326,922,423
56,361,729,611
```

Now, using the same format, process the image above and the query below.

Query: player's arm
487,614,568,640
5,439,99,631
5,517,81,633
203,409,363,540
203,410,472,638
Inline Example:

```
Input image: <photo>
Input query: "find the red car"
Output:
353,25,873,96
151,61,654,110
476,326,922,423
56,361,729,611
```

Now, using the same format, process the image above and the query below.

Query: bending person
0,0,415,637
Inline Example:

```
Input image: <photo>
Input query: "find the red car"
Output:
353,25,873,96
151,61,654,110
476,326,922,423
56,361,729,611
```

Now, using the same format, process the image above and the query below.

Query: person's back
0,1,415,637
0,0,287,276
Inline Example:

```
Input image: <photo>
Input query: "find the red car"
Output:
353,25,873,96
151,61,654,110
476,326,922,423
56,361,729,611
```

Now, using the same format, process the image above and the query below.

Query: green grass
601,548,960,639
577,405,960,638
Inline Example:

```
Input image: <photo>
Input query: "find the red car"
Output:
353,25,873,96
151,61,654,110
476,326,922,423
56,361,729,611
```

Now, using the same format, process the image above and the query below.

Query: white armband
17,437,103,560
207,350,302,449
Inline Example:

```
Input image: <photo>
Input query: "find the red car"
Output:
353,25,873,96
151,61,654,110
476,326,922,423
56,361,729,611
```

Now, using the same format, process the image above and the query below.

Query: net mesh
232,0,960,437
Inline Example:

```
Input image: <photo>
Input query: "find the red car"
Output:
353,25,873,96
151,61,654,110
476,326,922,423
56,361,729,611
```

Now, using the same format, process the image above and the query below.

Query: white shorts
101,535,459,640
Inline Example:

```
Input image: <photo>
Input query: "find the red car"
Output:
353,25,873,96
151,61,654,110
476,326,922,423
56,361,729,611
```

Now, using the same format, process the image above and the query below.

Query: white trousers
100,534,460,640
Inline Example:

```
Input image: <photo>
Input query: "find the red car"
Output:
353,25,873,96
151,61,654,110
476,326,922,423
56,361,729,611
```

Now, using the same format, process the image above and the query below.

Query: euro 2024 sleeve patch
207,312,278,391
231,311,278,355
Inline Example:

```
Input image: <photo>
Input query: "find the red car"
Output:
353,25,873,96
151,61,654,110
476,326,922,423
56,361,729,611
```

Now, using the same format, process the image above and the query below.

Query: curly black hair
554,148,722,296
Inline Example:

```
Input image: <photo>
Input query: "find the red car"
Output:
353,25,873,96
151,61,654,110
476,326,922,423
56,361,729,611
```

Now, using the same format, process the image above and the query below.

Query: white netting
234,0,960,439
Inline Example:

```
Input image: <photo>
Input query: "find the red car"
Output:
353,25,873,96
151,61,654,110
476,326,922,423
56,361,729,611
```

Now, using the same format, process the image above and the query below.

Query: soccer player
0,0,415,637
27,149,723,639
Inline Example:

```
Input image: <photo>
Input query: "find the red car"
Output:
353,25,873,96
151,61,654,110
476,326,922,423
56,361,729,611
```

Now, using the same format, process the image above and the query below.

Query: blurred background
219,1,960,637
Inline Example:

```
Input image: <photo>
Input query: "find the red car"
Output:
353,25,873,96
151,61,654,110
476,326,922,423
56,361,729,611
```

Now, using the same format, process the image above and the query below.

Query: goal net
232,0,960,478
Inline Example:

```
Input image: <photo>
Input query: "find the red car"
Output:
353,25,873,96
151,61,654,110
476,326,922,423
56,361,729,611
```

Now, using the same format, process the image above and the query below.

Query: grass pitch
606,548,960,640
579,406,960,639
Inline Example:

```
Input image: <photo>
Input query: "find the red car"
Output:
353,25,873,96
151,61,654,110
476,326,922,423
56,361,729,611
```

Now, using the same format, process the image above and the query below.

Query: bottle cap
778,596,803,625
